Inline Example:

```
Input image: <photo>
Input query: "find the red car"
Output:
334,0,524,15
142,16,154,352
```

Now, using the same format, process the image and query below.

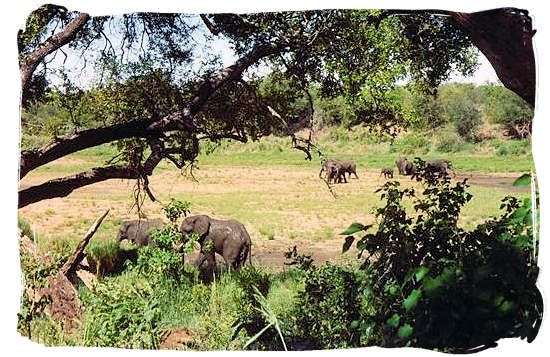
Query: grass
19,126,532,267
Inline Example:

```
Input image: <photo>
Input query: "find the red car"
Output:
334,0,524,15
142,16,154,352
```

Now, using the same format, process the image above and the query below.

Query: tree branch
20,12,90,91
19,136,168,208
19,165,138,208
200,14,220,36
20,42,285,180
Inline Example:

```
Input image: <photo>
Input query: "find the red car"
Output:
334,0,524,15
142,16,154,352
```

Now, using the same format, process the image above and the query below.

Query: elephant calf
180,215,252,271
380,167,393,179
118,218,164,247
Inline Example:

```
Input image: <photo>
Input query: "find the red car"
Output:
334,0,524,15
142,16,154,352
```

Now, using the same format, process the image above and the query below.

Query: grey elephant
180,215,252,271
340,160,359,179
118,218,164,247
319,159,347,184
395,156,415,175
425,159,456,177
380,167,394,179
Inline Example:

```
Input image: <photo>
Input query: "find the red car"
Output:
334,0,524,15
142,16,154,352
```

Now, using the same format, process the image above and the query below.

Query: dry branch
60,209,110,276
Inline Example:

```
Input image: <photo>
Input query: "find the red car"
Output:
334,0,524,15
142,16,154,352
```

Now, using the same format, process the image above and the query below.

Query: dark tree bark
19,12,90,92
450,8,536,106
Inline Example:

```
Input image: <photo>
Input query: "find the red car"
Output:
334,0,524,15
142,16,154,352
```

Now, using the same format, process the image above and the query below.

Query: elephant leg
354,171,359,179
204,252,217,272
222,247,241,271
194,252,207,267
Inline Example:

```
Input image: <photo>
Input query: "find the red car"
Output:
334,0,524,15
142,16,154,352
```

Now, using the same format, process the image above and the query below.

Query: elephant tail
247,244,252,266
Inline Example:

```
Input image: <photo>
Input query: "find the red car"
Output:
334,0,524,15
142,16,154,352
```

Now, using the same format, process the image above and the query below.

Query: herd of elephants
117,156,456,271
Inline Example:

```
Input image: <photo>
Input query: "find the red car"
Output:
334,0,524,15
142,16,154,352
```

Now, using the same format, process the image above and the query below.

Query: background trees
18,6,536,208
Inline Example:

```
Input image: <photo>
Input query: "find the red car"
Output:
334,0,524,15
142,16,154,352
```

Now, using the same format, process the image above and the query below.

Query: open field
19,141,532,267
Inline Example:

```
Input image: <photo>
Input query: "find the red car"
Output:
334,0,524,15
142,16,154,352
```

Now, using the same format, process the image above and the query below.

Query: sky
44,13,500,89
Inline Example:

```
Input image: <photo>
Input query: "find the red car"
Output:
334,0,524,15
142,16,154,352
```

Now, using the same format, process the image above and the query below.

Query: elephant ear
193,215,210,237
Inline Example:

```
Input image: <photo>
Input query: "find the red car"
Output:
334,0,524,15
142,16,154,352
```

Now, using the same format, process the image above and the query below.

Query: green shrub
496,144,509,156
289,264,362,349
435,130,464,153
390,133,430,154
342,161,541,351
18,215,33,238
82,275,162,349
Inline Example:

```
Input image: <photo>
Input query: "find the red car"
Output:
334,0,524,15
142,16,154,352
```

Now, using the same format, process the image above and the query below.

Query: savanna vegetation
17,4,540,353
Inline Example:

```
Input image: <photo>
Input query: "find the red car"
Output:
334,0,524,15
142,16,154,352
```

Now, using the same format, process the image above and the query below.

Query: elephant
180,215,252,271
395,156,415,176
380,167,394,179
340,160,359,179
425,159,456,177
319,159,347,184
117,218,164,247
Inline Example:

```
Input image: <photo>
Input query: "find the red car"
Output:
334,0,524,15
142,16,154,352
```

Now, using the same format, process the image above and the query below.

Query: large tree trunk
19,12,90,92
450,8,536,106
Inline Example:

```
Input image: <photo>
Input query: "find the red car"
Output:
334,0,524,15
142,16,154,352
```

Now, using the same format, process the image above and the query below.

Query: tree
481,84,534,139
18,6,535,208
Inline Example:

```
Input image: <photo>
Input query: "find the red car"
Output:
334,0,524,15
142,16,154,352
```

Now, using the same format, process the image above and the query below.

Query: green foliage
18,246,70,338
390,133,431,154
435,128,465,153
135,225,185,281
18,215,33,238
513,173,531,187
289,264,363,349
343,161,541,350
81,276,162,349
439,83,482,141
231,266,278,350
482,84,533,138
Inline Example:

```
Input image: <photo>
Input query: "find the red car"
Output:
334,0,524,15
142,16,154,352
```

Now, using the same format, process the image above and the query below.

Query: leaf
386,313,400,328
350,320,359,329
397,324,413,339
340,222,365,235
414,266,429,281
342,236,355,253
403,289,422,311
512,173,531,187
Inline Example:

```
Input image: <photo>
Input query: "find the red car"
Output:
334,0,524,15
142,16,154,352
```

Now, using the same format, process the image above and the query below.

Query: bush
81,275,162,349
435,130,465,153
289,264,362,349
18,215,33,238
342,161,542,351
85,241,138,277
439,83,482,142
390,133,430,154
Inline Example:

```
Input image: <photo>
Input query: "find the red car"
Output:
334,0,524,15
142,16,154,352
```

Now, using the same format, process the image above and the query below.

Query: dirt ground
19,163,529,268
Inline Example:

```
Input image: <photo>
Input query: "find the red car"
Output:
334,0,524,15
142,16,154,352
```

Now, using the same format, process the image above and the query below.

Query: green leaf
342,236,355,253
403,289,422,311
340,222,366,235
386,313,400,328
350,320,359,329
397,324,413,339
513,173,531,187
414,266,429,281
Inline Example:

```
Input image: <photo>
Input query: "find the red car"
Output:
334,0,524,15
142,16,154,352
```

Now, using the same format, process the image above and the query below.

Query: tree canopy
18,5,536,208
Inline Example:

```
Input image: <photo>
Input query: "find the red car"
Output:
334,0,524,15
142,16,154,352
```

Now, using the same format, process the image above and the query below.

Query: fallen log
20,209,109,331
